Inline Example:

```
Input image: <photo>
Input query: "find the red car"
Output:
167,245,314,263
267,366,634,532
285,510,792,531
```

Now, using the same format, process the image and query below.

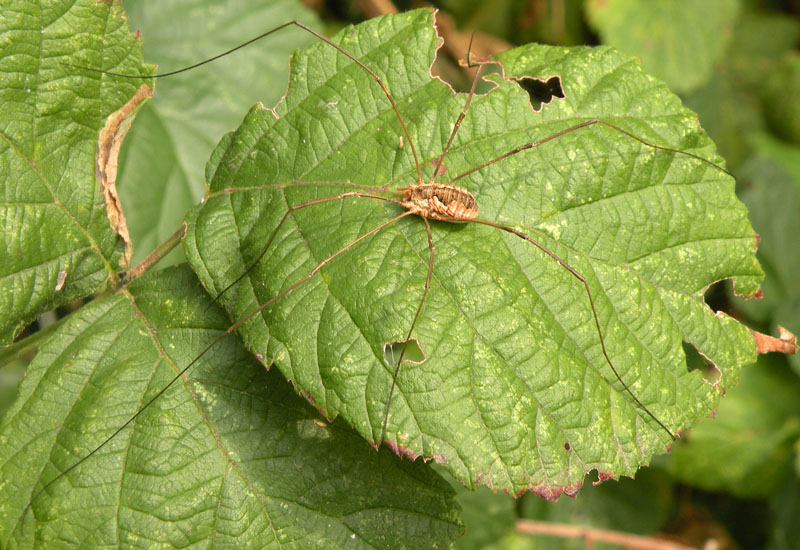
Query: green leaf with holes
182,9,763,496
0,265,462,547
0,0,153,344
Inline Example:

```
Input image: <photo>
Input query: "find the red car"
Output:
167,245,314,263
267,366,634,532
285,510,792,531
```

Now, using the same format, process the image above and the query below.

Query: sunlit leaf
183,10,763,496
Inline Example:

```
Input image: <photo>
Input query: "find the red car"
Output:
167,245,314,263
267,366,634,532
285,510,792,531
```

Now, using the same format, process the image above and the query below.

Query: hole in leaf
513,75,564,111
703,279,730,314
683,342,720,383
383,337,426,366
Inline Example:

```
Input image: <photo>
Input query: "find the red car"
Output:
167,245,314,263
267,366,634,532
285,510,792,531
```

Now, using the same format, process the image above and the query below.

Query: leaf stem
121,223,187,287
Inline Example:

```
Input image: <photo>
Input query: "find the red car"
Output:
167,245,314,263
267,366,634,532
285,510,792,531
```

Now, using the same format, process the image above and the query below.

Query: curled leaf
754,325,799,355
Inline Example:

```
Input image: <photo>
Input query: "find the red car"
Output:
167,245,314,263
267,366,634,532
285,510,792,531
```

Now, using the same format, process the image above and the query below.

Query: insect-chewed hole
683,341,720,383
703,280,728,310
513,75,565,111
383,338,426,366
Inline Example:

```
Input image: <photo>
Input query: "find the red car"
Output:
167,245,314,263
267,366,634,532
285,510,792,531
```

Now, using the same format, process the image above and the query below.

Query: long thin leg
72,21,423,183
447,118,732,186
25,205,415,516
378,217,435,448
431,61,485,178
475,218,677,440
208,190,401,309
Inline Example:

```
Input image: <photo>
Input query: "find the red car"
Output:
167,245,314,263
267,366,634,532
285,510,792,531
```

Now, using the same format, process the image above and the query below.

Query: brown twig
435,9,511,69
121,222,187,287
516,519,702,550
353,1,510,84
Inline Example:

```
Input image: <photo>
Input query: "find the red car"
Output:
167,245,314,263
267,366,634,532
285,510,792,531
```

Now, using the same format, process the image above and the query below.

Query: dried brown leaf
97,83,153,269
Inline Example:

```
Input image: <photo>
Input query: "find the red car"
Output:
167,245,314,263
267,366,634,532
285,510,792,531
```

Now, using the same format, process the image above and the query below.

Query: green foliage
763,53,800,146
0,0,152,344
117,0,321,266
0,265,462,547
585,0,740,94
666,9,800,527
1,0,796,547
682,10,800,169
0,3,462,547
736,136,800,370
185,8,759,496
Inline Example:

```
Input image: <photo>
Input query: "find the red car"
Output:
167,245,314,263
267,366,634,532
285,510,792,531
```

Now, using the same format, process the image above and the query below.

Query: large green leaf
182,10,763,496
0,0,153,344
0,265,462,548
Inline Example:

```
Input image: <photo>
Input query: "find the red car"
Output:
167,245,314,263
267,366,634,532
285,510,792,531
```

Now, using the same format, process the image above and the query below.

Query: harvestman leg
449,118,731,185
439,115,718,440
476,218,677,439
378,216,434,447
83,20,424,184
24,192,416,514
376,63,488,446
210,187,393,307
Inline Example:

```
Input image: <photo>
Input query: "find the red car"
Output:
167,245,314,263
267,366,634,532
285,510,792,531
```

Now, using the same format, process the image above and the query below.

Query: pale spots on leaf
539,220,565,241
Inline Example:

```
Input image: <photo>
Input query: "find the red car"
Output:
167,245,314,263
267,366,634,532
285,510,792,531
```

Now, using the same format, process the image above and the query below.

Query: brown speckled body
400,182,478,221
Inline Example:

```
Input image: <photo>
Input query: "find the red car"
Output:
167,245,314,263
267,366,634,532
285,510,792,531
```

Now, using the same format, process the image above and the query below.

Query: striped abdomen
400,183,478,221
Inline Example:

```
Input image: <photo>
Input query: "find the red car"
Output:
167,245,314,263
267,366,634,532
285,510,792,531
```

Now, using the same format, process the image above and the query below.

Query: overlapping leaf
0,266,462,548
183,9,763,496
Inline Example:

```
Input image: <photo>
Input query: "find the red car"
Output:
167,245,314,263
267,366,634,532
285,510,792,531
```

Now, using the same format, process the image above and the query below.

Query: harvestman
30,17,735,509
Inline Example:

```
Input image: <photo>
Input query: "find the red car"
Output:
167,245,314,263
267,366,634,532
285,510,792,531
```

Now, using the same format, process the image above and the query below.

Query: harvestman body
401,182,479,222
27,13,747,515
